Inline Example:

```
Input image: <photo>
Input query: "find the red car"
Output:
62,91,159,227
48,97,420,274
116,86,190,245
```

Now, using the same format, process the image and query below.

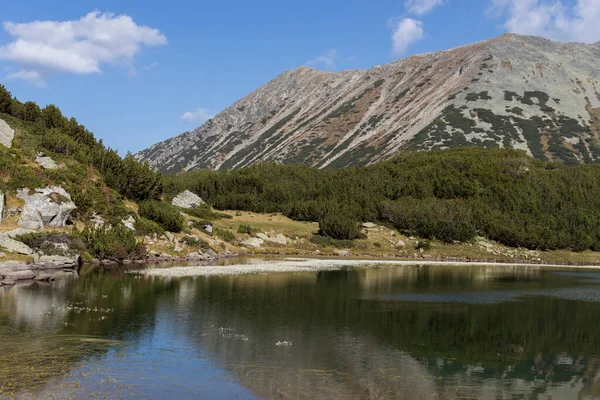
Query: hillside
136,34,600,172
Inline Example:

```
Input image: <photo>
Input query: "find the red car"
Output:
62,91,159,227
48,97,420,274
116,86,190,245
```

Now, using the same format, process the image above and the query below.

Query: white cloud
306,49,338,69
405,0,445,15
0,11,167,84
391,18,425,55
6,69,46,87
488,0,600,43
181,107,214,123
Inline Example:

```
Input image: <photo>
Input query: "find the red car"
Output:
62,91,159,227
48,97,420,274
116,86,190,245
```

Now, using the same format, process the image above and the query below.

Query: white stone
17,187,76,229
362,222,377,229
256,233,269,241
0,119,14,148
0,190,4,225
241,238,264,248
0,234,33,255
35,155,59,170
122,215,136,230
266,233,288,245
172,190,205,209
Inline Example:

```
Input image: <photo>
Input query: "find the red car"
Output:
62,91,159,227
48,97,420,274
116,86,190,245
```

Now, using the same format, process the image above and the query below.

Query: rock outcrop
137,34,600,171
172,190,205,209
17,187,77,230
0,119,14,148
0,233,33,255
35,154,59,170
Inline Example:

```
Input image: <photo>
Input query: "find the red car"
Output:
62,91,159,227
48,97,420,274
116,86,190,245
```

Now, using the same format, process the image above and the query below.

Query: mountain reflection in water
1,261,600,399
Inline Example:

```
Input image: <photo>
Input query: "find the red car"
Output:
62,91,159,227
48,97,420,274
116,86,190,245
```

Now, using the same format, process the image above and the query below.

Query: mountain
136,34,600,172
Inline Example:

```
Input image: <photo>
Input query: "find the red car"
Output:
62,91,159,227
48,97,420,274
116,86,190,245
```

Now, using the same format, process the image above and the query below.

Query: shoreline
3,251,600,288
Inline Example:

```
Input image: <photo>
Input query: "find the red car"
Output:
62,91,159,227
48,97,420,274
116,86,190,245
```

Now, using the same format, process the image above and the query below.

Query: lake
1,258,600,399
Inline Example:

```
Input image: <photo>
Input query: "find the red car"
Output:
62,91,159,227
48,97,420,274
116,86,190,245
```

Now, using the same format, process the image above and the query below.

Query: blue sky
1,0,598,154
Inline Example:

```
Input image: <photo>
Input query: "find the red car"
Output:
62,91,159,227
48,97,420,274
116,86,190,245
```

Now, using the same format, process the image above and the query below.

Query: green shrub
415,240,431,250
318,210,361,240
215,228,235,242
133,217,165,236
16,231,85,256
138,201,185,232
237,224,256,234
76,225,146,260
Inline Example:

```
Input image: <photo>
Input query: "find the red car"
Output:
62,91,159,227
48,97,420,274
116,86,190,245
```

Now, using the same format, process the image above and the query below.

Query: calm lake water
2,259,600,399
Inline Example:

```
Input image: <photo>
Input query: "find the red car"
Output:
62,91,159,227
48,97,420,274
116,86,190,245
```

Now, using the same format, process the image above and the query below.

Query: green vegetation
237,224,256,234
77,226,146,260
215,228,235,242
179,235,211,249
133,217,165,236
165,148,600,251
465,91,492,101
138,201,185,233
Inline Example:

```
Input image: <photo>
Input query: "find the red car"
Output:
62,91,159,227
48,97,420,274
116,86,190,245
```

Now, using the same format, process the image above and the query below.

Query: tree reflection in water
1,262,600,399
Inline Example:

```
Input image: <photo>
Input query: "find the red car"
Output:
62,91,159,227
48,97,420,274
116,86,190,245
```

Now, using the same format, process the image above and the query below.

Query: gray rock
122,215,136,230
392,240,406,248
203,224,213,233
362,222,377,229
35,155,59,170
4,270,36,281
165,232,175,242
256,233,269,241
90,213,105,228
241,238,264,248
0,119,14,148
17,186,77,229
18,203,44,230
172,190,205,209
0,234,33,254
266,233,289,245
335,250,351,257
186,252,202,260
0,252,5,258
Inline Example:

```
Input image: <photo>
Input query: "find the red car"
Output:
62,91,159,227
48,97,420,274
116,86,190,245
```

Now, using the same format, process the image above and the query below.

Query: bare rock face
137,34,600,171
171,190,205,209
0,119,14,148
17,187,77,230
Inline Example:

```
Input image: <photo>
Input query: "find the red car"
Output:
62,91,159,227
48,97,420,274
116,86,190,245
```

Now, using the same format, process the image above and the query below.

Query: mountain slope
137,34,600,172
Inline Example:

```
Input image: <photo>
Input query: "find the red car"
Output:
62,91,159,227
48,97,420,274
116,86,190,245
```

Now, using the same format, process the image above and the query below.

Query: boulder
266,233,289,245
362,222,377,229
242,238,264,248
256,233,269,241
203,224,213,234
35,154,59,170
0,252,5,258
0,189,4,225
122,215,135,230
0,234,33,255
0,119,14,148
17,187,77,229
335,249,351,257
172,190,205,209
392,240,406,248
165,232,175,242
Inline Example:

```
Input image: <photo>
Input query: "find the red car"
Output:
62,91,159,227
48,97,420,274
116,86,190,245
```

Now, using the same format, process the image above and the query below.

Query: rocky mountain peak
136,34,600,172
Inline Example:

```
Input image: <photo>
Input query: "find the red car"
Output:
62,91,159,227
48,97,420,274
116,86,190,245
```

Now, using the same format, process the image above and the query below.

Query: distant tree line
164,147,600,251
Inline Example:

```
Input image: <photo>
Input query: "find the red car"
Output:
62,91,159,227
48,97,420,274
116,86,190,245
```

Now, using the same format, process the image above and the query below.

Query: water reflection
1,261,600,399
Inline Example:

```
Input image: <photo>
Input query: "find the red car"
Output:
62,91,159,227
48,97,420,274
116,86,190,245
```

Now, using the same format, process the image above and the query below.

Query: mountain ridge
137,34,600,172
